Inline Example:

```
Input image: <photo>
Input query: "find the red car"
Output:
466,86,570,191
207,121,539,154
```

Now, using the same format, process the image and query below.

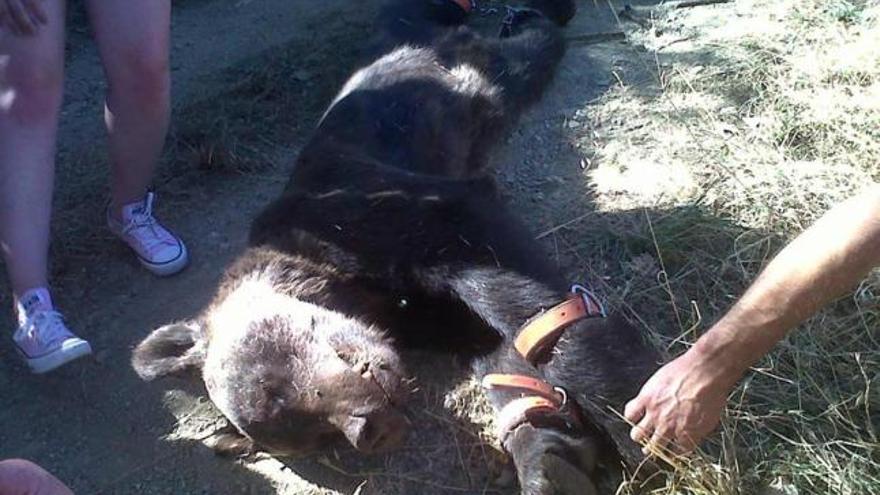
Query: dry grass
4,1,877,493
569,0,880,493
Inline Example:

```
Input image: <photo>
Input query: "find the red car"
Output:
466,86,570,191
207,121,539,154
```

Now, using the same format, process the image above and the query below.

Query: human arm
625,186,880,454
0,0,47,36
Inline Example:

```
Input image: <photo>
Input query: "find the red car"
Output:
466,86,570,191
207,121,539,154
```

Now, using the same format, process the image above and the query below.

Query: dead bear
133,0,660,493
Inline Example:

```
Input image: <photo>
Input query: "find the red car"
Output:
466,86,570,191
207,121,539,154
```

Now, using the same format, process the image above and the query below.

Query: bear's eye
335,348,357,366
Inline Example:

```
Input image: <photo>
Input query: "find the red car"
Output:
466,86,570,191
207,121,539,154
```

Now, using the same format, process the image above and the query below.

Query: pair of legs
0,0,171,299
0,459,73,495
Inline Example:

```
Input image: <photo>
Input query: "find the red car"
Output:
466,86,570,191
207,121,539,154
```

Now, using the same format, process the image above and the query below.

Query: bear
133,1,660,493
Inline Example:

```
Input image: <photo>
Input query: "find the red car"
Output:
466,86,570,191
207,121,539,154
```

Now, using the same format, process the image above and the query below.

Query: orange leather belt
482,373,579,444
514,285,605,364
483,373,564,405
483,285,604,446
496,396,560,440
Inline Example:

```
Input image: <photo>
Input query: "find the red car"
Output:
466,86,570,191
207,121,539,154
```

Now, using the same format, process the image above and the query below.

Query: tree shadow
490,0,779,341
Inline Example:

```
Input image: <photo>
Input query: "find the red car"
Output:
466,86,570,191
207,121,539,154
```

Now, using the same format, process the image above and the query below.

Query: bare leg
0,1,67,302
85,0,187,277
84,0,172,219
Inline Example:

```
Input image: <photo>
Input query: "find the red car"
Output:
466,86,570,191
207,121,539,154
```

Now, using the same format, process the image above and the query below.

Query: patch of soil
1,1,669,493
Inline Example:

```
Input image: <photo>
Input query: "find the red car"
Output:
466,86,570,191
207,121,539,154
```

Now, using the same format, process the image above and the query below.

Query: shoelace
24,311,70,347
121,193,177,257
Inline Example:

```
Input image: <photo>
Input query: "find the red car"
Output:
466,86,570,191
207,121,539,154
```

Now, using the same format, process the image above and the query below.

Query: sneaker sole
27,338,93,374
138,241,190,277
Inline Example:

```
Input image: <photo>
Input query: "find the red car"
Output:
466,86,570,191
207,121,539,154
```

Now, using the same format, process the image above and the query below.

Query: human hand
0,0,48,37
623,349,734,455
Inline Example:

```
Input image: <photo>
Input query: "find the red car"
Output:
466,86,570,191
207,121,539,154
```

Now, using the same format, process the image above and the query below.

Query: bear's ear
132,320,206,381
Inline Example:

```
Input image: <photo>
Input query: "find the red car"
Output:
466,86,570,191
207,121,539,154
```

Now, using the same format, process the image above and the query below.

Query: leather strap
483,374,582,446
487,286,605,447
482,373,564,405
495,396,559,442
514,291,604,364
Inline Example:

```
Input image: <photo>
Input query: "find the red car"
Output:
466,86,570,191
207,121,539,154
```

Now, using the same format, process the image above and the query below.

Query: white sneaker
13,310,92,374
108,192,189,276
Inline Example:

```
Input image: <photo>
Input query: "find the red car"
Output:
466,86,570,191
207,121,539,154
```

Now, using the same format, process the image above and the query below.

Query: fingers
625,396,652,450
22,0,46,25
624,397,646,423
4,0,38,36
7,0,34,36
643,425,704,456
644,428,670,456
629,413,654,445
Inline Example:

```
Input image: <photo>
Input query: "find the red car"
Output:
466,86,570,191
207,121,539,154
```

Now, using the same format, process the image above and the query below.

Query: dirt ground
0,0,711,494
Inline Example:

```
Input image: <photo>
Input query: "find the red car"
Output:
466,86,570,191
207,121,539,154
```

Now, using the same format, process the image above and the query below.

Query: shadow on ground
0,1,771,494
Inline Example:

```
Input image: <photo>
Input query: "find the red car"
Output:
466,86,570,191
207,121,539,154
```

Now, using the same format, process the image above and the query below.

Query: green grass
582,0,880,493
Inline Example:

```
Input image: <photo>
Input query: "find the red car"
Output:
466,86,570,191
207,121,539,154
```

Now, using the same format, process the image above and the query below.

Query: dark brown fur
133,1,660,492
